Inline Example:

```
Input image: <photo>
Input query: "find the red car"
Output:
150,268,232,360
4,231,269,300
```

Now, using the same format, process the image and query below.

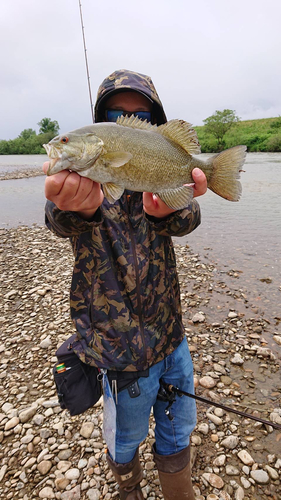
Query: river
0,153,280,323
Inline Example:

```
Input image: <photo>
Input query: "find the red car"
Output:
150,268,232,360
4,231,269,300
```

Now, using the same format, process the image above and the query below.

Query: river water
0,153,280,322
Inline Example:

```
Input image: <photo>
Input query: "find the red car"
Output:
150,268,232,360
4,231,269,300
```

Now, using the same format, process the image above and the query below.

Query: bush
266,135,281,152
270,117,281,130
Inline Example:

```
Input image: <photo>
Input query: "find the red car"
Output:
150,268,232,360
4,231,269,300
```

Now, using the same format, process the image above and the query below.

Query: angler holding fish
43,69,245,500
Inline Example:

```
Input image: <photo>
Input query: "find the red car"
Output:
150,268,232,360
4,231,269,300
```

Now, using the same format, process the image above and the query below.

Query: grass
194,117,281,153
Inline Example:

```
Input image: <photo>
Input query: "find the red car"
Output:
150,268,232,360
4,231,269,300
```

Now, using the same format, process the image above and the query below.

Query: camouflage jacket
45,69,201,371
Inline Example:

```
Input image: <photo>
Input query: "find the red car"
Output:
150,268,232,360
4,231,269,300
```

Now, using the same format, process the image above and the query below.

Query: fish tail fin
208,145,247,201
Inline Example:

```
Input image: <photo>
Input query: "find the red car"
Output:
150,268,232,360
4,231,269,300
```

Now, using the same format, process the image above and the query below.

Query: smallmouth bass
44,115,246,210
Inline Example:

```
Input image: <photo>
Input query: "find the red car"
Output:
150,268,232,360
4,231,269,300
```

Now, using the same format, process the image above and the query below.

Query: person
43,69,207,500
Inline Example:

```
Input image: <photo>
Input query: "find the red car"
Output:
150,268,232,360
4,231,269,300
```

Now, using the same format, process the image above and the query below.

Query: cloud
1,0,281,139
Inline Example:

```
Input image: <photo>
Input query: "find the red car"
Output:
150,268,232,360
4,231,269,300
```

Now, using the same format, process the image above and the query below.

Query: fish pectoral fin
157,120,201,155
102,151,133,167
156,185,194,210
103,182,124,203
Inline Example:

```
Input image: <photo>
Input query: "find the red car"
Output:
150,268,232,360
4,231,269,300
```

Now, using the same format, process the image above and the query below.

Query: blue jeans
114,337,197,464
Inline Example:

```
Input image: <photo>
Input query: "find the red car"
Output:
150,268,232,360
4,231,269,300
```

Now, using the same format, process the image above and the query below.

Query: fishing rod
78,0,95,123
158,381,281,430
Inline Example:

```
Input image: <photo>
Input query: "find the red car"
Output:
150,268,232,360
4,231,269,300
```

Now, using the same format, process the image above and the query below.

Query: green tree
203,109,240,150
38,117,59,135
19,128,36,140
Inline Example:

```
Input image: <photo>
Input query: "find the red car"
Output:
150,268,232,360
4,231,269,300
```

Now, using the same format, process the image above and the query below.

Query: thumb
42,161,50,175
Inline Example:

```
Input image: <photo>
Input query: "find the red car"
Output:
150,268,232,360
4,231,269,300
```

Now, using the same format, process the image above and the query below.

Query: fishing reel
157,381,182,421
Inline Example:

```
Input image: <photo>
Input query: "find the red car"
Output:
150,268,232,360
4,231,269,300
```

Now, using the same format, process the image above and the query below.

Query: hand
143,168,207,218
43,161,104,220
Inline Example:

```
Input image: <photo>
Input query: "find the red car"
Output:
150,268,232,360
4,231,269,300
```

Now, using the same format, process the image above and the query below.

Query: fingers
191,168,207,198
44,168,104,213
143,192,158,213
44,170,73,199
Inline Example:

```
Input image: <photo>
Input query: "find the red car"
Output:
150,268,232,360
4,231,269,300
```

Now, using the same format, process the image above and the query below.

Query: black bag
53,334,102,416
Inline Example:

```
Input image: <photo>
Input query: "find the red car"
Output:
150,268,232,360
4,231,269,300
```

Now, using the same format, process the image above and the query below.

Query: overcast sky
1,0,280,140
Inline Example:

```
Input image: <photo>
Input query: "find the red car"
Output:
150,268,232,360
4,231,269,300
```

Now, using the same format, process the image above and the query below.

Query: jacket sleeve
45,201,103,238
144,199,201,237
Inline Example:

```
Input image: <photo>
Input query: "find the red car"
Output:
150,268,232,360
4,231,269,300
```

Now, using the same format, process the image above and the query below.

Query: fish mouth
46,158,60,175
43,144,62,175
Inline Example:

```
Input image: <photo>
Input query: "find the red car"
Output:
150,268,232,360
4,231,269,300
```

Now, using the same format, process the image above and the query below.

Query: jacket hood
94,69,167,125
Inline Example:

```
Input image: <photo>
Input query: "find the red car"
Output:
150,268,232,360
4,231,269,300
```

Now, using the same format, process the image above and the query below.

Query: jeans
114,337,197,464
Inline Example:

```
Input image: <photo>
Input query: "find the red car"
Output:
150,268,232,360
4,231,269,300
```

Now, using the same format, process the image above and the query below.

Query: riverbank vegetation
195,115,281,153
0,118,59,155
1,115,281,154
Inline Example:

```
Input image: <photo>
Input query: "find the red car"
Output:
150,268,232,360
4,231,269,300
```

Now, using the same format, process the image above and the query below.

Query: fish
43,115,246,210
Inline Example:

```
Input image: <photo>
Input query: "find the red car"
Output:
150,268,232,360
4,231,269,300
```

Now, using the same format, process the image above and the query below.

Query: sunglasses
105,109,152,123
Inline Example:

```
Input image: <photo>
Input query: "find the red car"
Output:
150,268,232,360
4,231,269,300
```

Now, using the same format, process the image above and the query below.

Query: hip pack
53,334,102,416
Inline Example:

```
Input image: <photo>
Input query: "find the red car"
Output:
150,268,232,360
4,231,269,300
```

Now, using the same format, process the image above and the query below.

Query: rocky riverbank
0,225,280,500
0,167,44,181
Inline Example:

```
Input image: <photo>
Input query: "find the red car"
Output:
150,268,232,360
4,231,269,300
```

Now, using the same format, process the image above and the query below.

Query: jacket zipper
125,194,147,367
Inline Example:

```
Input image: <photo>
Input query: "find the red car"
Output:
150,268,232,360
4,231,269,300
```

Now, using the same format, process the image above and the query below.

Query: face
104,91,153,122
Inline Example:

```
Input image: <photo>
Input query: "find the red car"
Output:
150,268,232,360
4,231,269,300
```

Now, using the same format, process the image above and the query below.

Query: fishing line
78,0,95,123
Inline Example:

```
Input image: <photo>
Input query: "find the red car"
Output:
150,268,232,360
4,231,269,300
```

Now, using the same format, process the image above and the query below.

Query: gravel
0,225,280,500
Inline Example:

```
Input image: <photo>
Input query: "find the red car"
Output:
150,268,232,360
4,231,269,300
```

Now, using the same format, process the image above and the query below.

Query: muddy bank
0,226,280,500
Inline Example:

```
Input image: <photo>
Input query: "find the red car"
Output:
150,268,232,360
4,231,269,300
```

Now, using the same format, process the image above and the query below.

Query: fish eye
61,137,69,143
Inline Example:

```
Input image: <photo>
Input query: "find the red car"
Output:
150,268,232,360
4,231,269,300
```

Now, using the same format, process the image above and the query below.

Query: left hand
143,168,207,218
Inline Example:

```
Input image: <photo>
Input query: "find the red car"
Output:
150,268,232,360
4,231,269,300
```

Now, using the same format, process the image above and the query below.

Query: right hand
43,162,104,220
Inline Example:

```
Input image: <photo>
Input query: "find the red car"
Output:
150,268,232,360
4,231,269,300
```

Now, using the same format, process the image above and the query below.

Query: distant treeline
0,118,59,155
195,116,281,153
0,131,55,155
1,116,281,154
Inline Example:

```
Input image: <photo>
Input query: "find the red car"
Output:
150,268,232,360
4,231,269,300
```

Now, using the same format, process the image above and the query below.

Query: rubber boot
153,444,195,500
106,449,144,500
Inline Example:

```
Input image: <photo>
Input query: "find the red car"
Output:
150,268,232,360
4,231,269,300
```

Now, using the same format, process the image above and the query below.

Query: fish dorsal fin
103,182,124,202
157,120,201,155
116,115,157,130
155,185,194,210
